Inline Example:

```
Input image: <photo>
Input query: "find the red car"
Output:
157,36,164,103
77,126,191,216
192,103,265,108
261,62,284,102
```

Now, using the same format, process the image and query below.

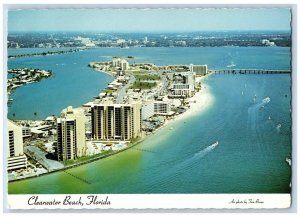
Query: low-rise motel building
56,106,86,161
7,120,28,171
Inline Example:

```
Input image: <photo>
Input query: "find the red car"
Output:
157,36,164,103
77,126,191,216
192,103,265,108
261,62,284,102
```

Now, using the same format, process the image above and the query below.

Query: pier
210,69,291,74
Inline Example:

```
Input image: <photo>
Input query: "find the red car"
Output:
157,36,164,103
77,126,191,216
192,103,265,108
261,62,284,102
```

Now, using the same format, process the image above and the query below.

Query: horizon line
8,29,291,33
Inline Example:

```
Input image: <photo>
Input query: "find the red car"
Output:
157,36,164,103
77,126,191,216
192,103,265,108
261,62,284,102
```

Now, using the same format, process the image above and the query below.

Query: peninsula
7,57,211,182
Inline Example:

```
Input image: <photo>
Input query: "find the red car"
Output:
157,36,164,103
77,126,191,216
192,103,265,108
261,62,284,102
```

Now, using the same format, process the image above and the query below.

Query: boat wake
226,61,236,68
178,141,219,168
194,141,219,158
276,124,282,132
248,97,271,130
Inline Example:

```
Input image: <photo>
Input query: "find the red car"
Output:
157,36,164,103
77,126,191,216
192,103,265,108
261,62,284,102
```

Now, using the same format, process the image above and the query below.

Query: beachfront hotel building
56,106,86,161
91,102,142,141
142,101,155,120
172,72,195,98
7,120,28,171
142,101,172,120
190,64,208,76
154,101,171,115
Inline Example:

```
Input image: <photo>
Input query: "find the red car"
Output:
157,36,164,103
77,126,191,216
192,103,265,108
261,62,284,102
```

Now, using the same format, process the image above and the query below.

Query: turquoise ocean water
7,47,291,193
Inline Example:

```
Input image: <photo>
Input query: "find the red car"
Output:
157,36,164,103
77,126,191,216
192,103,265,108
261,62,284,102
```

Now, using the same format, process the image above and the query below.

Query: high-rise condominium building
56,106,86,161
7,120,27,171
112,58,129,71
190,64,208,76
91,102,142,141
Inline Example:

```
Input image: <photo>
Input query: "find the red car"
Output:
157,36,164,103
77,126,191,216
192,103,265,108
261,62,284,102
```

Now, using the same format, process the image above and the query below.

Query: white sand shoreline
147,73,215,138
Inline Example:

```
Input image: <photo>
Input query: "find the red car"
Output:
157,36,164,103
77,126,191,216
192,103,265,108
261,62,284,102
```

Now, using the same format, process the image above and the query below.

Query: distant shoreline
8,48,87,59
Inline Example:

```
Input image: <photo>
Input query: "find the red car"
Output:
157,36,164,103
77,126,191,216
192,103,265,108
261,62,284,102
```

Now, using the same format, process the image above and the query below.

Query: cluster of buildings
7,117,59,173
112,57,129,71
56,101,142,162
89,58,130,76
7,58,210,176
7,68,52,96
7,101,142,172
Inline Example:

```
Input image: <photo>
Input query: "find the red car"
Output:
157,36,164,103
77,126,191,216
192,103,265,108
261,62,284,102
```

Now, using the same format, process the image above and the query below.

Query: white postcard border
2,2,298,213
7,194,291,209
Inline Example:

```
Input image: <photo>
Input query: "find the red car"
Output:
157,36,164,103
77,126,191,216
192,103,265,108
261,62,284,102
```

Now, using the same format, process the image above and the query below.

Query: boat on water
226,62,236,68
286,157,291,166
211,141,219,148
262,97,270,103
268,116,271,120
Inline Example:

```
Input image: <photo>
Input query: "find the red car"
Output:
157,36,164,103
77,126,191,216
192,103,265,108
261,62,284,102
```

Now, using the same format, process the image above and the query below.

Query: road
115,74,135,103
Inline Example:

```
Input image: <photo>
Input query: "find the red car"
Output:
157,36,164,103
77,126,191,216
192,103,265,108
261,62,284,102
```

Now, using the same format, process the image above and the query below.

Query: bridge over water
209,69,291,74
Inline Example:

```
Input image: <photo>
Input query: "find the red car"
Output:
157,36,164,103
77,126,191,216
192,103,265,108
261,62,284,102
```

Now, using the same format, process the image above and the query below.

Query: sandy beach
149,73,215,135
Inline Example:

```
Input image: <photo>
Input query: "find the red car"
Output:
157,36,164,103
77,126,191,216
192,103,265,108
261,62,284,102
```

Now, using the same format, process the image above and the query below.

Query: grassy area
103,89,116,94
134,74,160,81
62,150,114,166
130,81,157,90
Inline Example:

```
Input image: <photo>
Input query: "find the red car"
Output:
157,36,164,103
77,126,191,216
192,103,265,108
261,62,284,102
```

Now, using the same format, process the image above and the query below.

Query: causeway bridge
209,69,291,74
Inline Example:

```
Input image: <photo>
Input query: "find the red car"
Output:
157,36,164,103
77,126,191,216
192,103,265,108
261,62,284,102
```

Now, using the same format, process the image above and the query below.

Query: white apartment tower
112,58,129,71
56,106,86,161
190,64,208,76
120,59,129,71
7,120,27,171
91,102,142,141
172,72,196,97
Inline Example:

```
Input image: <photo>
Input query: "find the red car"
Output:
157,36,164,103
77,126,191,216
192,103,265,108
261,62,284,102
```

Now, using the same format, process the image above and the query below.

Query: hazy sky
8,8,291,32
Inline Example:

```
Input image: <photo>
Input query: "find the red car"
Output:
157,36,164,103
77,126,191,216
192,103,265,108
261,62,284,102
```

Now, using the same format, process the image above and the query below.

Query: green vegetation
132,71,160,81
130,81,157,90
62,150,114,166
8,49,83,59
103,89,116,94
134,74,160,81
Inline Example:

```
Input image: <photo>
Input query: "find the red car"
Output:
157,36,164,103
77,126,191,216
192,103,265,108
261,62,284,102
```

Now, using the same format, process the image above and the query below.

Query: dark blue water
8,47,291,194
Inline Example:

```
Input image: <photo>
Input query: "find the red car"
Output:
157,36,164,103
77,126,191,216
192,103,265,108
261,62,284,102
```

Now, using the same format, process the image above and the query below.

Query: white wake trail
178,141,219,168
